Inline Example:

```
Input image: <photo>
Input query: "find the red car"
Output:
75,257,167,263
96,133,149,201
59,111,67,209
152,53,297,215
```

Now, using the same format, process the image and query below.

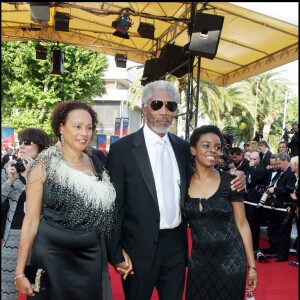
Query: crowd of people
1,79,298,300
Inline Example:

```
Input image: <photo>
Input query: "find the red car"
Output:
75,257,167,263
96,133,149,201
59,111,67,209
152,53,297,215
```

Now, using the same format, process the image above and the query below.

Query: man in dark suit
288,122,299,157
106,80,245,300
1,147,17,169
266,152,297,262
230,147,251,176
258,140,273,168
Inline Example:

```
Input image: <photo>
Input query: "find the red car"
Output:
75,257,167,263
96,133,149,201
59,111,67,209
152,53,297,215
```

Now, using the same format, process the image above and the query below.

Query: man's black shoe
289,261,299,267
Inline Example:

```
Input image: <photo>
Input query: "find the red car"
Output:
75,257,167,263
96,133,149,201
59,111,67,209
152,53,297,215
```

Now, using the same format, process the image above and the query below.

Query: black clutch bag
25,265,50,293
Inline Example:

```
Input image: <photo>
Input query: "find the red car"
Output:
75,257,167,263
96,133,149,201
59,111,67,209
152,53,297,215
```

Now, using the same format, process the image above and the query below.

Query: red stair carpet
17,231,298,300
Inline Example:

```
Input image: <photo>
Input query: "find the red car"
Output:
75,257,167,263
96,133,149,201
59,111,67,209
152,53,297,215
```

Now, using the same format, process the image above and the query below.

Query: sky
231,2,299,96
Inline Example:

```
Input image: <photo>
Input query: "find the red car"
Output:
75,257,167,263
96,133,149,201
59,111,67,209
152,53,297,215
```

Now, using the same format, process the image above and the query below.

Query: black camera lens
256,250,267,263
12,161,25,173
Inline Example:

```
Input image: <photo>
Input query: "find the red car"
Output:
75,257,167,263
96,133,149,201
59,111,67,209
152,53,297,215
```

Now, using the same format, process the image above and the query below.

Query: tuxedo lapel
132,128,159,208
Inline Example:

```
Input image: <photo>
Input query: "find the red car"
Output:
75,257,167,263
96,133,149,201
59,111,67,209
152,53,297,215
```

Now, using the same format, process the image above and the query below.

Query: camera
255,184,273,208
253,132,263,142
12,160,25,173
282,128,294,142
255,250,267,263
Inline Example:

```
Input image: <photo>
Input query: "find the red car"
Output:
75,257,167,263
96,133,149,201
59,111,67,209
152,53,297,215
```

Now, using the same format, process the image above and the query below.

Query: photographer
1,128,51,299
244,151,268,255
288,122,299,157
264,153,297,262
288,156,299,267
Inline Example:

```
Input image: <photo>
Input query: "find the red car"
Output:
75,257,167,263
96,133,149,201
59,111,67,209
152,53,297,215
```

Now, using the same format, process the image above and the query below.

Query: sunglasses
19,140,37,146
150,100,178,112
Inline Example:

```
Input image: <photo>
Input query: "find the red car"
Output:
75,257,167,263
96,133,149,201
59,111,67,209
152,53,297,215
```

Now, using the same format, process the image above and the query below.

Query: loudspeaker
36,45,47,60
140,58,166,86
137,22,155,39
50,49,64,75
189,12,224,59
55,12,70,32
115,54,127,68
158,44,195,78
30,2,50,24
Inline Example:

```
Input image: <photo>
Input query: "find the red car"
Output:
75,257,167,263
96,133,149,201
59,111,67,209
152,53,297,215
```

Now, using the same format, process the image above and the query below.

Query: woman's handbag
25,265,50,293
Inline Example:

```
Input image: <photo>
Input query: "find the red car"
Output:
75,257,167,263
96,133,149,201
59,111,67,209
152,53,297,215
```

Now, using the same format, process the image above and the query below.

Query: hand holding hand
114,249,134,280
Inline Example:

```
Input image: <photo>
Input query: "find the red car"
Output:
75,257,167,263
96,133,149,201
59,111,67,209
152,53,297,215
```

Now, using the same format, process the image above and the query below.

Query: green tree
1,41,108,139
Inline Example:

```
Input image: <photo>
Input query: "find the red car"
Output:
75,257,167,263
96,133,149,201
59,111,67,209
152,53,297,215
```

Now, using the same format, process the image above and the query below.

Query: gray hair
142,80,179,106
290,156,299,168
277,152,291,162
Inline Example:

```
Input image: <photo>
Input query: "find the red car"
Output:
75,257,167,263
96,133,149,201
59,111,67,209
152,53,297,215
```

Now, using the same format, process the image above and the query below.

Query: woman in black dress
15,101,117,300
184,125,258,300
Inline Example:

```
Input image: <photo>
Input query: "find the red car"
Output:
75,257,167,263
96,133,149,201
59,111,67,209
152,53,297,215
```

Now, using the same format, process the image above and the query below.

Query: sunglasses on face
150,100,178,112
19,140,37,146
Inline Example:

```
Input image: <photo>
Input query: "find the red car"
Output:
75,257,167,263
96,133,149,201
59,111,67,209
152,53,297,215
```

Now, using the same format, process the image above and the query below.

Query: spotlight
50,47,64,75
54,12,70,32
137,22,155,39
115,54,127,68
112,10,132,39
30,2,50,25
36,45,47,60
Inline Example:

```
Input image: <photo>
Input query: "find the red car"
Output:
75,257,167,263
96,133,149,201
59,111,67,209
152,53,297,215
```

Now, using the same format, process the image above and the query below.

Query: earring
60,132,64,147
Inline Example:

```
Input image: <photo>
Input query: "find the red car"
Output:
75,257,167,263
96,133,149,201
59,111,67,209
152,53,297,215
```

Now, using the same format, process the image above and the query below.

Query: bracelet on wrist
14,274,25,281
247,265,257,270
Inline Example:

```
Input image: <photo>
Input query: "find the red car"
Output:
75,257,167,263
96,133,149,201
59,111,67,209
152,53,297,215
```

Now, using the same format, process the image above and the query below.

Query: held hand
15,276,35,297
114,249,134,280
230,169,246,192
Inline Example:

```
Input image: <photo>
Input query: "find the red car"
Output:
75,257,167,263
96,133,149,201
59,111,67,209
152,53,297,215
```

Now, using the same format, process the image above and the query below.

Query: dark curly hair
18,128,51,153
50,100,98,141
190,125,224,148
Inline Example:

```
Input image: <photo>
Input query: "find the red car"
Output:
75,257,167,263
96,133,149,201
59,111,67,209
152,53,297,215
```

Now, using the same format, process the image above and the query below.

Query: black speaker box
159,44,194,78
50,49,64,75
115,54,127,68
55,12,70,32
141,58,166,86
137,22,155,39
189,12,224,59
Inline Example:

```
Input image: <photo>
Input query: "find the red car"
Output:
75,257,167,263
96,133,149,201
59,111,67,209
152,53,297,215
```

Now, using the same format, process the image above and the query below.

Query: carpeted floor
17,232,298,300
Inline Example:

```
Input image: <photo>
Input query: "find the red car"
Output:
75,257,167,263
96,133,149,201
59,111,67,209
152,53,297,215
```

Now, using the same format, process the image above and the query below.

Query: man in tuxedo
1,147,17,169
265,153,297,262
258,140,273,168
288,122,299,157
105,80,245,300
230,147,251,176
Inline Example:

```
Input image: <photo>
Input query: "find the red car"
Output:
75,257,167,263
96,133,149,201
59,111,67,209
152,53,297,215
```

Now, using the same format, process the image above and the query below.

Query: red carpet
17,230,298,300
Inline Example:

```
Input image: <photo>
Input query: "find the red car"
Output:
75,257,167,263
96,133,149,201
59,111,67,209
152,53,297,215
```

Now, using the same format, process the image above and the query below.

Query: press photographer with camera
244,151,268,257
1,127,51,299
262,153,297,262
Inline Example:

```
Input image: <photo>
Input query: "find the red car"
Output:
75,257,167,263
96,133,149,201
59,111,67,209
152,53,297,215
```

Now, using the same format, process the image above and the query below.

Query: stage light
115,54,127,68
30,2,50,25
137,22,155,39
36,45,47,60
50,47,64,75
54,12,70,32
112,10,132,39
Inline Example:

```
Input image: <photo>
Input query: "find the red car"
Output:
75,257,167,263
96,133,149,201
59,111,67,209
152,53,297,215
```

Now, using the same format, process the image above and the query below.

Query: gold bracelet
247,265,257,270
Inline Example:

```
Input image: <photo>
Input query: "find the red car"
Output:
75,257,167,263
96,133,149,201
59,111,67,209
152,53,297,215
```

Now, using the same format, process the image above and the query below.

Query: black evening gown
26,147,116,300
184,171,247,300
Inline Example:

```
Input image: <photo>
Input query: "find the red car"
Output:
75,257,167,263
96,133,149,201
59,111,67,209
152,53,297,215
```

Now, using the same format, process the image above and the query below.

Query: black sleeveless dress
184,171,247,300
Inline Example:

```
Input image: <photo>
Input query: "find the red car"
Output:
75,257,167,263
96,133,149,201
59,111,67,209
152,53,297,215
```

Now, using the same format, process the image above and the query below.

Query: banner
114,118,121,136
1,127,14,148
122,118,129,136
97,134,107,151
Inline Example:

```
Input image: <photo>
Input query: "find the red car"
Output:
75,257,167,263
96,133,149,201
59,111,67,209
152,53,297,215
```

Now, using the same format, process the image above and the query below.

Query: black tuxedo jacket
274,166,297,206
246,164,267,203
106,127,193,279
259,149,272,168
